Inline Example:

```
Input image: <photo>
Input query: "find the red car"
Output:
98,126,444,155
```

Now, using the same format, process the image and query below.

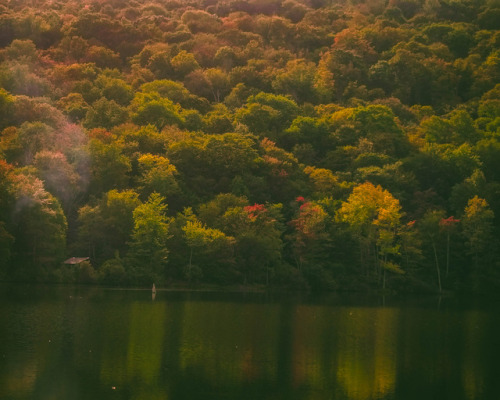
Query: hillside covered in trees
0,0,499,292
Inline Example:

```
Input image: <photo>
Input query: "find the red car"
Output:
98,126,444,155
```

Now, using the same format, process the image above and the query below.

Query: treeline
0,0,499,292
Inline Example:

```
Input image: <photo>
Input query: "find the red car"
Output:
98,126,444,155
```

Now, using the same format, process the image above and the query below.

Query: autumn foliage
0,0,499,292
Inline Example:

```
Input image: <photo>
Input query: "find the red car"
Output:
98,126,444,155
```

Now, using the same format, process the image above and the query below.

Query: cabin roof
64,257,90,265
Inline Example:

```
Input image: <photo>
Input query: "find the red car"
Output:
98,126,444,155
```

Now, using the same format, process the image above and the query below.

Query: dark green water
0,286,499,400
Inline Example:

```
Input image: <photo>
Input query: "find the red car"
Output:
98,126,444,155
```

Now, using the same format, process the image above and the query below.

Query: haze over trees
0,0,499,292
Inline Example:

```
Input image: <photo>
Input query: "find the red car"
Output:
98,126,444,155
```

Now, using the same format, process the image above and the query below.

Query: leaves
1,0,500,290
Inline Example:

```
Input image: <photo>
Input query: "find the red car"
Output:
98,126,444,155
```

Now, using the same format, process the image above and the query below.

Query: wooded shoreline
1,0,499,293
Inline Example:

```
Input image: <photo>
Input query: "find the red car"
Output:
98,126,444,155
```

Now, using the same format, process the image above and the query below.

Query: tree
420,111,479,145
137,154,179,199
84,45,121,69
77,204,106,263
5,39,38,62
222,203,284,285
127,193,171,283
184,68,231,103
170,50,200,79
166,133,260,198
202,104,234,134
272,59,319,104
0,88,14,130
197,193,249,230
439,216,460,278
181,10,222,34
288,198,330,276
130,92,184,130
214,46,239,72
419,209,446,292
140,80,210,113
1,122,56,165
77,189,141,263
98,76,134,106
57,93,89,122
0,221,14,278
336,182,404,288
236,92,299,137
351,105,409,157
83,97,128,130
304,166,350,199
88,138,131,194
0,160,13,215
0,160,13,277
462,196,494,270
182,216,235,282
284,116,334,157
10,172,67,278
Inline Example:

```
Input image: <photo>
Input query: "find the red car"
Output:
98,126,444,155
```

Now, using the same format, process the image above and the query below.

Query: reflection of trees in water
0,291,497,400
334,308,398,400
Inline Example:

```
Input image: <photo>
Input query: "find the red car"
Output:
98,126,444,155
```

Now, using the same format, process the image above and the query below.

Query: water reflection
0,287,499,400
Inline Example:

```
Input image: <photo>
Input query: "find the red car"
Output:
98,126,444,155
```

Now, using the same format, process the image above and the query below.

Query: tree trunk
432,241,442,293
446,232,450,277
188,247,193,281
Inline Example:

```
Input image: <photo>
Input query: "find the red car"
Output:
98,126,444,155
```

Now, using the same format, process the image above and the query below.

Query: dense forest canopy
0,0,499,292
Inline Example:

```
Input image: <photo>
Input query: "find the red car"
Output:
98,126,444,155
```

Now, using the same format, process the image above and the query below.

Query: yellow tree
182,217,235,282
462,196,494,270
336,182,403,288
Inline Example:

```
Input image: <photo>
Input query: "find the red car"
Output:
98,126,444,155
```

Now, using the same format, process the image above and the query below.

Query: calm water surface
0,285,499,400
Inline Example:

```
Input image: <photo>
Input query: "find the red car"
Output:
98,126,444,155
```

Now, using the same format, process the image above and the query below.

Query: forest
0,0,499,293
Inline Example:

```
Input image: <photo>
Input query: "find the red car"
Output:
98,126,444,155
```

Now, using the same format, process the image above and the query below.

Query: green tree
130,92,184,130
0,88,15,130
77,204,106,263
236,92,299,138
1,122,56,165
202,104,234,134
304,166,350,199
83,97,128,129
0,221,14,278
137,154,179,199
84,45,121,69
77,189,141,263
127,193,171,283
166,133,260,198
10,172,67,278
284,116,334,156
57,93,89,122
98,76,134,106
140,80,210,113
182,215,235,282
216,201,283,283
418,209,446,292
0,161,14,276
186,68,231,103
197,194,249,230
272,59,319,104
170,50,200,79
88,138,131,194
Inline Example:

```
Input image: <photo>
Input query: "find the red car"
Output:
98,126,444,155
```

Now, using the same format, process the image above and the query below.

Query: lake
0,285,499,400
